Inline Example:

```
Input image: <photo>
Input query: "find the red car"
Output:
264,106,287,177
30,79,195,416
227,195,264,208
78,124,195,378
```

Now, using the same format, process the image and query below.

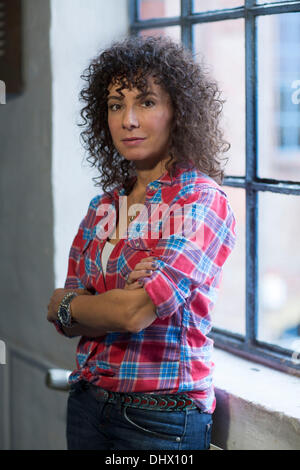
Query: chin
122,153,150,162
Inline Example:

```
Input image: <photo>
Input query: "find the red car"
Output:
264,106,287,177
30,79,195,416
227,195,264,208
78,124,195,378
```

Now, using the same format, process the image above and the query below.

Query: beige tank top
101,240,115,276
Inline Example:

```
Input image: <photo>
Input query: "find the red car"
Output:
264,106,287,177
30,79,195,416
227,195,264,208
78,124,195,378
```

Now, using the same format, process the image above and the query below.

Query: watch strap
57,291,78,328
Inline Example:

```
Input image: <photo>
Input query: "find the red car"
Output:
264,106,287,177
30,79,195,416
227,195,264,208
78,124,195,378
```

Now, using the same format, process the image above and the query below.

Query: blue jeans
66,381,213,450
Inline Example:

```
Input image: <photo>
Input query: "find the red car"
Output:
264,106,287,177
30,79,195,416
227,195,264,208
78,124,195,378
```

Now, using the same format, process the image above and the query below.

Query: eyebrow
107,91,158,102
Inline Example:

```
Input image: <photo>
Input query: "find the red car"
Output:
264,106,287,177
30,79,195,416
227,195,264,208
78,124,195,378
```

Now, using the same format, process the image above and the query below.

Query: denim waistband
71,380,199,412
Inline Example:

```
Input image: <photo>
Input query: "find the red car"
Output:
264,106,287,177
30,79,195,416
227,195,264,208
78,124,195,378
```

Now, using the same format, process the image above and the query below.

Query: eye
108,103,121,112
142,100,155,108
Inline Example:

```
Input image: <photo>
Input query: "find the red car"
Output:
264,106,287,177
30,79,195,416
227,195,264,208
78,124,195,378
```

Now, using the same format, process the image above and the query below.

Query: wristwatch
57,292,78,328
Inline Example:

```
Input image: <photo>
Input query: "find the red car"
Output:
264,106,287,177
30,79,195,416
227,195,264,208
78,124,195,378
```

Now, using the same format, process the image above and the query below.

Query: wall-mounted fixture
0,0,23,100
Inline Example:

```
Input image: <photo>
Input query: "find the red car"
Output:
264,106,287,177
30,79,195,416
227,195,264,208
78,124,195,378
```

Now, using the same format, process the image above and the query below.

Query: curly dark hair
78,35,230,196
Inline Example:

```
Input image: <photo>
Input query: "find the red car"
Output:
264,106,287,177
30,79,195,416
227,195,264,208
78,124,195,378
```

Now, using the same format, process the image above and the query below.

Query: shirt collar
156,160,195,185
114,161,194,199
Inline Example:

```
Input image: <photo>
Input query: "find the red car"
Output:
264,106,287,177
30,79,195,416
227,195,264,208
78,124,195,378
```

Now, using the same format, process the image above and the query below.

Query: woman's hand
124,256,158,290
47,288,92,323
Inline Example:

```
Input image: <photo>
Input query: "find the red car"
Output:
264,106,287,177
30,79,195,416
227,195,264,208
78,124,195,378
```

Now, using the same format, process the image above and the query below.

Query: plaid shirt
58,164,236,413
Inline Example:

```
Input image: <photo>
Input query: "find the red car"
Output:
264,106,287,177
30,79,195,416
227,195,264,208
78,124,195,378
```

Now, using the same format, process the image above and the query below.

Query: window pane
258,13,300,182
193,0,243,12
193,19,245,176
138,0,180,20
139,26,181,43
258,192,300,351
212,187,245,335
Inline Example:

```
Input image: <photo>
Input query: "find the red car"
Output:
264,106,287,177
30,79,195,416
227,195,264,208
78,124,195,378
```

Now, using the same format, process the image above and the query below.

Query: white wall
50,0,129,287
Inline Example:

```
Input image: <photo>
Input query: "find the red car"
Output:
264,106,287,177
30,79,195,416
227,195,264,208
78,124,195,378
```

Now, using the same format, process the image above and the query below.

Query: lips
122,137,146,142
121,137,146,147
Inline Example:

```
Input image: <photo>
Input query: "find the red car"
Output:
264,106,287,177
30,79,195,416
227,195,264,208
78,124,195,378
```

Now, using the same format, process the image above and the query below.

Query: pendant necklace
129,213,138,223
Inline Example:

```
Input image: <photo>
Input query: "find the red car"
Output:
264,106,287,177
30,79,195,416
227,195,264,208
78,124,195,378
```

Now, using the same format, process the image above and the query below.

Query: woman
47,35,236,450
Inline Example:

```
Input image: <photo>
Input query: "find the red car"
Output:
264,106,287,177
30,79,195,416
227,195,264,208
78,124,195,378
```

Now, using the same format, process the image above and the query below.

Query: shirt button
176,437,181,442
148,185,156,191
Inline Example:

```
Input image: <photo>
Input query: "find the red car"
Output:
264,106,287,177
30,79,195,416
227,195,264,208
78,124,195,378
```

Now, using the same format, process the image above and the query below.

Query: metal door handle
45,368,72,391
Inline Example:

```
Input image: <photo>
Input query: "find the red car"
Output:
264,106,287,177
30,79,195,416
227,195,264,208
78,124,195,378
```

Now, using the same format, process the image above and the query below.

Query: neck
132,155,173,194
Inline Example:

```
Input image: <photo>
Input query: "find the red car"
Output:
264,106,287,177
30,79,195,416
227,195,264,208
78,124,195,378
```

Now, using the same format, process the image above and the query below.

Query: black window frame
129,0,300,377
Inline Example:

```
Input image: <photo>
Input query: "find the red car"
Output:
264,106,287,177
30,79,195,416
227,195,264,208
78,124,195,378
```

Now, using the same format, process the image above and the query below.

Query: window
129,0,300,376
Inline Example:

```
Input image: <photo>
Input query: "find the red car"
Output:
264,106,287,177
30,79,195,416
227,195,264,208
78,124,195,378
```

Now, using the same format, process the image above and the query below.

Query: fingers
133,258,158,272
126,259,159,286
124,280,143,290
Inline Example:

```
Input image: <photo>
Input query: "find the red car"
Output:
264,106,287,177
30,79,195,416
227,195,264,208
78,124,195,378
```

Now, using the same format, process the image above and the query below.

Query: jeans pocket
123,406,186,443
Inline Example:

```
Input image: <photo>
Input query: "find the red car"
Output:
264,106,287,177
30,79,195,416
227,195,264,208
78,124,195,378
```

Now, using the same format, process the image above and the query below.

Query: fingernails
146,270,153,274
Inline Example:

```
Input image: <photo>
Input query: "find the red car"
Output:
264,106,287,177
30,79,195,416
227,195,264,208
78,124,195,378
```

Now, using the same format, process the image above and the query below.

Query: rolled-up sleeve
143,186,236,320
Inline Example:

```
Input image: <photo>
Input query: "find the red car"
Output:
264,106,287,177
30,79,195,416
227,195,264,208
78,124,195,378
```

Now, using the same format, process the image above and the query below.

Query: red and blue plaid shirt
58,164,236,413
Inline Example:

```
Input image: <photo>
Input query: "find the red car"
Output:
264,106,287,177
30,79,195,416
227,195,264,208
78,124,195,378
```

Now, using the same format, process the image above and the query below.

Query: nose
122,105,139,130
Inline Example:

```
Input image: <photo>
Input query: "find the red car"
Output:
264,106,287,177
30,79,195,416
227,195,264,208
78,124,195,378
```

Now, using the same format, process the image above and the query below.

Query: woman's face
107,77,173,166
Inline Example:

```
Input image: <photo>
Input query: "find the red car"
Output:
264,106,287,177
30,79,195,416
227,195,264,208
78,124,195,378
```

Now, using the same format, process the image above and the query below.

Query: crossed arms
47,287,157,337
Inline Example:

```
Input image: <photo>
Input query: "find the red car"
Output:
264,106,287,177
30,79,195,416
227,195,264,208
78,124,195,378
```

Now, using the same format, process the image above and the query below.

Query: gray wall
0,0,129,450
0,0,77,450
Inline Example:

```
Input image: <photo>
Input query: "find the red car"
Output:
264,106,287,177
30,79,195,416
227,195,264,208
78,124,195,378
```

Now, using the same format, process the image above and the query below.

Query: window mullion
129,0,138,35
245,0,258,346
181,0,193,51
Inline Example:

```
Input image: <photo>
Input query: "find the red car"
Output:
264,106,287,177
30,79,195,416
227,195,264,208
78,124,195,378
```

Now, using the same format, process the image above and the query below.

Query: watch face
57,293,76,327
59,306,69,324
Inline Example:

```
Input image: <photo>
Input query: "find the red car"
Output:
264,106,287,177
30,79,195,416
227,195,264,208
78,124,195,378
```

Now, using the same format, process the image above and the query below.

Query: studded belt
77,381,198,412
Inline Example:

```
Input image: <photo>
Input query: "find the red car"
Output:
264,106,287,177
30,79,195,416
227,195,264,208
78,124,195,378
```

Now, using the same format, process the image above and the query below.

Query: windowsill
211,347,300,450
